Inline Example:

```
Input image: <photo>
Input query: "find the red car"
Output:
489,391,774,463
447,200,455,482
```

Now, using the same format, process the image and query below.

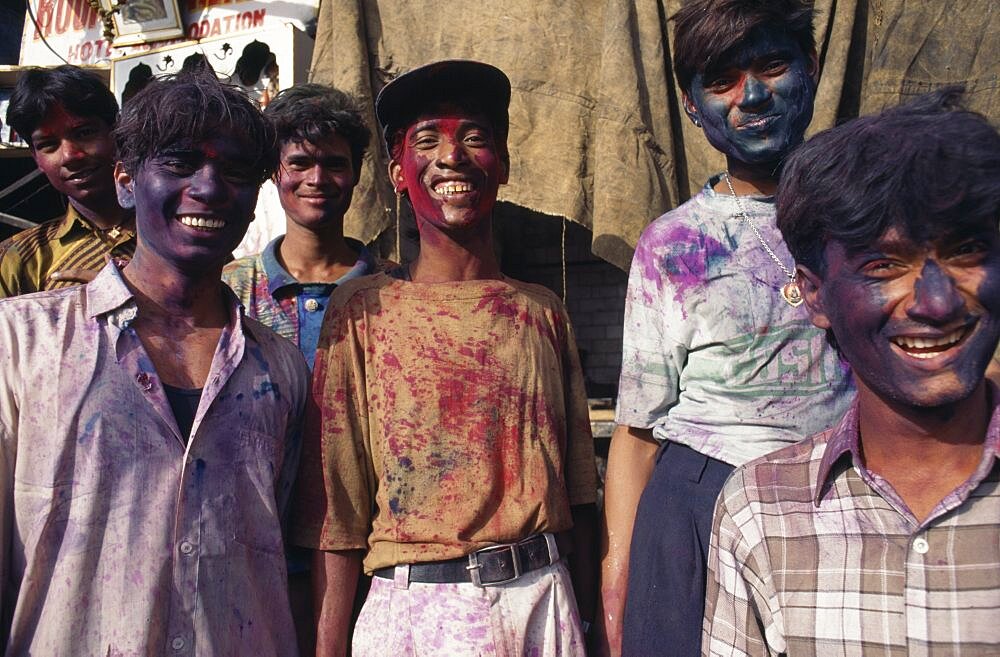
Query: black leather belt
373,533,559,587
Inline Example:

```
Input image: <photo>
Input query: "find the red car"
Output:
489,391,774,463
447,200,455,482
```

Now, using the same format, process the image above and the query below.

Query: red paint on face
392,108,508,238
30,104,116,205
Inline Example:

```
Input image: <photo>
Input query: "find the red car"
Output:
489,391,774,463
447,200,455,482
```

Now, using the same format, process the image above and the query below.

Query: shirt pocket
231,428,285,554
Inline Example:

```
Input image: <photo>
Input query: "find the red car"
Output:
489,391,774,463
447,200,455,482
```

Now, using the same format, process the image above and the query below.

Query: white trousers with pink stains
352,560,587,657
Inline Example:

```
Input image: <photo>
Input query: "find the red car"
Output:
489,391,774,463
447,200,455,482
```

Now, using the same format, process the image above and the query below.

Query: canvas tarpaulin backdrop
310,0,998,272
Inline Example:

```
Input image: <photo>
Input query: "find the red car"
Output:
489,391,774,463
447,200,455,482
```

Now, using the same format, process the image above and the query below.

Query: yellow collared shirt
0,204,136,298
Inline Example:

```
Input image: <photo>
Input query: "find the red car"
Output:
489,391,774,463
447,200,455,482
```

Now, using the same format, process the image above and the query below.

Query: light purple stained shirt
0,262,309,656
616,175,854,466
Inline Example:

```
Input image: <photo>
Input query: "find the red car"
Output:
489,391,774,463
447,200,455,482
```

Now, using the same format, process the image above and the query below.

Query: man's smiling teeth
434,181,473,195
892,327,966,358
178,215,225,230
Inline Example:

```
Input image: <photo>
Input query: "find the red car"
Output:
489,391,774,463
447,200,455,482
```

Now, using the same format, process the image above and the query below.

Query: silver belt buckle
466,543,522,587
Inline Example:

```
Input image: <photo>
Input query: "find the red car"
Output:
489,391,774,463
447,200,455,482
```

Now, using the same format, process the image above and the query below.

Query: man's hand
313,549,362,657
594,425,657,657
47,268,99,284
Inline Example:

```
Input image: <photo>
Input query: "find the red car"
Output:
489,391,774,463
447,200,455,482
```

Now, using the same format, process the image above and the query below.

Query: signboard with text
19,0,319,67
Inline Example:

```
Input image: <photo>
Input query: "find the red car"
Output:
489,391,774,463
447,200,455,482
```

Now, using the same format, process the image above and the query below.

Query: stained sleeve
614,222,690,428
0,241,23,299
0,301,18,633
289,291,375,551
275,346,310,532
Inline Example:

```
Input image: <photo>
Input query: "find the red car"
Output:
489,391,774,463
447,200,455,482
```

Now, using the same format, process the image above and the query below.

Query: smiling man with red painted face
0,70,310,655
703,88,1000,656
291,60,598,657
0,66,135,297
599,2,854,655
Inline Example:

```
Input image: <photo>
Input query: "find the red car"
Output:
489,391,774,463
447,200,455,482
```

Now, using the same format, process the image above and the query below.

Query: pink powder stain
382,352,401,368
636,224,732,314
473,293,518,319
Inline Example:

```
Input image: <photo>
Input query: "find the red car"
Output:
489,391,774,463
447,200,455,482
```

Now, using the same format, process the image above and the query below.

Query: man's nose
60,139,87,164
437,138,470,168
907,260,965,324
187,165,229,204
738,75,771,111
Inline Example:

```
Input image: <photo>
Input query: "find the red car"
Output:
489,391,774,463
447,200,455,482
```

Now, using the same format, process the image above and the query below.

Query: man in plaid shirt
703,88,1000,656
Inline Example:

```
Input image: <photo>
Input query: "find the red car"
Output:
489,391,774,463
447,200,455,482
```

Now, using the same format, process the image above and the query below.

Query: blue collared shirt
223,236,379,369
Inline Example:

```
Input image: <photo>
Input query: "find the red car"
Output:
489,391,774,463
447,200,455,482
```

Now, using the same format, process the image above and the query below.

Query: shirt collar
55,203,136,242
85,260,260,341
86,260,137,321
54,204,86,239
261,237,299,296
814,386,1000,506
261,235,376,297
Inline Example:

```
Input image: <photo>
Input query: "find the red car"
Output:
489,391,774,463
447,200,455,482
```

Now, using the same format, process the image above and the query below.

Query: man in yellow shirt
0,65,134,297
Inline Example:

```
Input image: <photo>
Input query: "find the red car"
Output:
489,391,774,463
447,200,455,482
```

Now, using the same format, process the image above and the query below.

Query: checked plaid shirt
703,398,1000,657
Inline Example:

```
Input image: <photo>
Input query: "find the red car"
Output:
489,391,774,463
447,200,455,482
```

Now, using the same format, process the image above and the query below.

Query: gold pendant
781,281,804,307
107,226,121,240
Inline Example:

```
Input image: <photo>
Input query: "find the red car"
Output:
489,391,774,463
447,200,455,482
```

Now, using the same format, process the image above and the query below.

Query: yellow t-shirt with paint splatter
292,272,598,572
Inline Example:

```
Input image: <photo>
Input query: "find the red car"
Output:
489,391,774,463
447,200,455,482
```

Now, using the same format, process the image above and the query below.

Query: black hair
671,0,816,93
264,83,371,175
777,86,1000,275
114,68,277,185
6,65,119,147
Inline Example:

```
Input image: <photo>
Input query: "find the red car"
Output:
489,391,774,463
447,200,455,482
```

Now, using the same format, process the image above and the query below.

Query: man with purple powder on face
291,60,598,657
598,1,854,655
0,70,308,655
704,87,1000,656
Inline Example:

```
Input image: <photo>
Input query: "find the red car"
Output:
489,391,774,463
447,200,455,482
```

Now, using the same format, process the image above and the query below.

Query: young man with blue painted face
704,88,1000,656
599,1,854,655
0,70,309,655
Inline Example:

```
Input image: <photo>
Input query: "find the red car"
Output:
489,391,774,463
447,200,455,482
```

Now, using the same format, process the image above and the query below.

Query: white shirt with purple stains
616,174,854,466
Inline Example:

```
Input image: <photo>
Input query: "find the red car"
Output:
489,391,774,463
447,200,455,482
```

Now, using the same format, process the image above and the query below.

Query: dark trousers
621,440,735,657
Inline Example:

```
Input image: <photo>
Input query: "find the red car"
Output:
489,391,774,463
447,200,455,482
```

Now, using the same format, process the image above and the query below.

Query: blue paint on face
910,260,965,322
814,226,1000,408
118,132,260,270
687,25,816,165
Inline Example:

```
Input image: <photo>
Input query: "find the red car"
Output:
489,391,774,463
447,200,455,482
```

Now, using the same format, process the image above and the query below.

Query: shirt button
303,298,320,312
913,537,930,554
171,636,185,650
179,541,195,555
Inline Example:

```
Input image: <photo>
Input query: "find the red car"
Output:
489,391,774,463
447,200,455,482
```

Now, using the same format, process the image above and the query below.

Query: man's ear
114,161,136,210
499,147,510,185
681,91,703,128
388,160,405,194
797,264,830,330
807,48,820,86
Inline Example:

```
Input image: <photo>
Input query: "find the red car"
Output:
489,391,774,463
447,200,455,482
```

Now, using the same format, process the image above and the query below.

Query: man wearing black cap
291,60,598,656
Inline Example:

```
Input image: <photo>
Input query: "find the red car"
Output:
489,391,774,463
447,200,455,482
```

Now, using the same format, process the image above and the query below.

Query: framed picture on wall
100,0,186,47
